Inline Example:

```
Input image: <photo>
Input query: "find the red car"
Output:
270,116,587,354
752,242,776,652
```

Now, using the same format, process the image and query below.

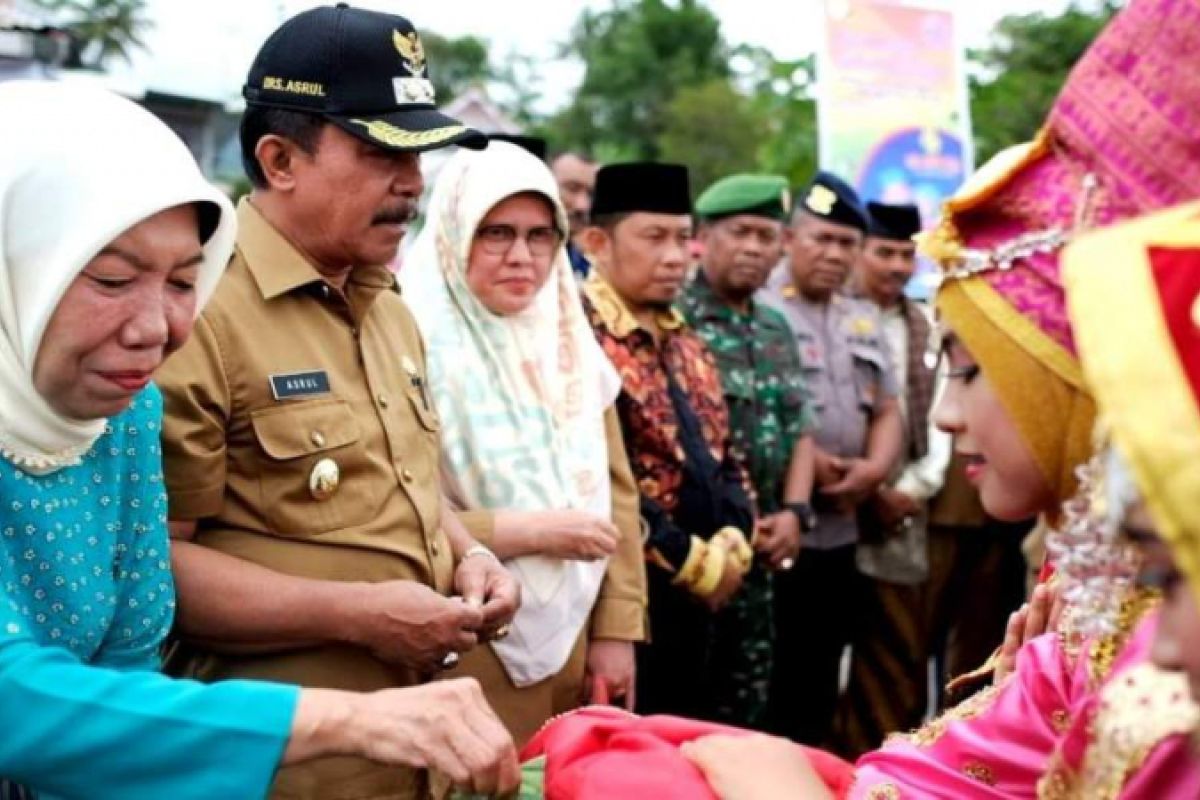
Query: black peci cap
243,4,486,153
487,133,547,161
591,162,692,217
866,201,922,241
798,171,868,232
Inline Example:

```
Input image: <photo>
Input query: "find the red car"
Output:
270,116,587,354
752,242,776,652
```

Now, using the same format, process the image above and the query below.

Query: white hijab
403,142,621,686
0,81,235,474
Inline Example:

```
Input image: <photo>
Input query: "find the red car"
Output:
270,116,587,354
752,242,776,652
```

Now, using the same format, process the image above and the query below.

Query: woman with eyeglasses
401,141,647,748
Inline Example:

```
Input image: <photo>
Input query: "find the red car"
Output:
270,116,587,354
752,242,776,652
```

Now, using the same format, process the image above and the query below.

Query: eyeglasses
475,224,563,257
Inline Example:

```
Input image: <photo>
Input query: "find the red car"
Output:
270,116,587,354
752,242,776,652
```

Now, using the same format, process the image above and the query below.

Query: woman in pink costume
681,1,1200,797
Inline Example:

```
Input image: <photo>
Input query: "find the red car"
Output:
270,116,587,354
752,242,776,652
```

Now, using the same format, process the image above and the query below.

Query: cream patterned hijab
404,142,621,686
0,81,234,474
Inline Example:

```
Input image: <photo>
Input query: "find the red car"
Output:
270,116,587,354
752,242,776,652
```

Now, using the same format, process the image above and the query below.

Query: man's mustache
371,204,418,225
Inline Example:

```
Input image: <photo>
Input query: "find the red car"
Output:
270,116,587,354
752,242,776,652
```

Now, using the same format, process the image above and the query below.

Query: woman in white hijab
0,81,517,800
403,141,646,746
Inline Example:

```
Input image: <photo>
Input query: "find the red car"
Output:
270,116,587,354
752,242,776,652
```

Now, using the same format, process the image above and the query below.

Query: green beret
695,173,791,222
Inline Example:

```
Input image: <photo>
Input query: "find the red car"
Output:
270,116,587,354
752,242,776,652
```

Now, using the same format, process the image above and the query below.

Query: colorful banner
816,0,972,298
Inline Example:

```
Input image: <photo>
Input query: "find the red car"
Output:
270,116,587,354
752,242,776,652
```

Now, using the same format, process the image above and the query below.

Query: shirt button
431,540,441,557
320,284,330,298
378,393,389,408
401,468,414,483
310,430,326,447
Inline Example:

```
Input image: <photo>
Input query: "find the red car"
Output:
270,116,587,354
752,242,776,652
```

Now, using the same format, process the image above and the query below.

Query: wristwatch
783,501,817,533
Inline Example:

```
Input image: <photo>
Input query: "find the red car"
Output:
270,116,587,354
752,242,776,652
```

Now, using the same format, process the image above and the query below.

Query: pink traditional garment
1037,613,1200,799
847,592,1158,799
521,706,856,800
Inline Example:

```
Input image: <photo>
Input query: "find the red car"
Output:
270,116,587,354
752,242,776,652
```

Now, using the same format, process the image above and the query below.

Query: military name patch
263,76,326,97
270,370,331,400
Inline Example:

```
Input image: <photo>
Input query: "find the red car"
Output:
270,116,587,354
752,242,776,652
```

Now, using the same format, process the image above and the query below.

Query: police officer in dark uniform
759,171,903,747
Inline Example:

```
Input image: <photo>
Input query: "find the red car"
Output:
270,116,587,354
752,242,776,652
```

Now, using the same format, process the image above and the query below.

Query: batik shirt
681,272,815,514
582,272,753,574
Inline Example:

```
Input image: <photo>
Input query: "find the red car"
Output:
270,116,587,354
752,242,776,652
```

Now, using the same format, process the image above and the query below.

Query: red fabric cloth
521,706,856,800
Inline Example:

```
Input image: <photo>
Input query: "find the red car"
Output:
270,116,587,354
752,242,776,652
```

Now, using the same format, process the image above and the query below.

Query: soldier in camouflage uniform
681,174,817,729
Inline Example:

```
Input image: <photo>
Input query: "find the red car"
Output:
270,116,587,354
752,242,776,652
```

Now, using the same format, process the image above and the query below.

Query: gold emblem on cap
393,29,427,75
781,187,792,215
806,185,837,216
309,458,340,501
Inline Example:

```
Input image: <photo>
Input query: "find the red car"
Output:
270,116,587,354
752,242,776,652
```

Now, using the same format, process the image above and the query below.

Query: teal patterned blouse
0,385,298,799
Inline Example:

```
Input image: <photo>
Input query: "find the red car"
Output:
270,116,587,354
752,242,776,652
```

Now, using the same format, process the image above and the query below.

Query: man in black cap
759,171,902,748
835,202,952,754
579,162,756,720
155,6,521,798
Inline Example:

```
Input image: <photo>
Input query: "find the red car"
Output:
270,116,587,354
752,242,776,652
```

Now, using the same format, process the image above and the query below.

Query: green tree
969,0,1123,162
547,0,730,159
656,79,761,196
34,0,151,68
734,45,818,188
422,31,493,105
492,51,544,129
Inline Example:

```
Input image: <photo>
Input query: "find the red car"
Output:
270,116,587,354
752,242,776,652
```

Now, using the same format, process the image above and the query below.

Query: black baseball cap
243,4,486,153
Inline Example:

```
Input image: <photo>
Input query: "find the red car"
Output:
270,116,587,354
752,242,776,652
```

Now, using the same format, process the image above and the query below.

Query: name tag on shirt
269,370,331,400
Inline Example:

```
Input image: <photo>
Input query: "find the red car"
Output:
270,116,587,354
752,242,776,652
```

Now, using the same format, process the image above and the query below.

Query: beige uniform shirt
157,200,454,799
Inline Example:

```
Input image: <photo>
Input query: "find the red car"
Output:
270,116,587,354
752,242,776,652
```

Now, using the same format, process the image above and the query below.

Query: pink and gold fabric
1038,614,1200,799
848,590,1158,799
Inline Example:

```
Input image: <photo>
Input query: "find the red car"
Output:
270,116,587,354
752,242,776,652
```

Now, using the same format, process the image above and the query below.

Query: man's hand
338,581,482,673
753,512,801,571
584,638,636,710
532,510,620,561
813,449,846,488
873,486,920,529
681,734,835,800
339,679,520,796
820,458,885,507
454,553,521,640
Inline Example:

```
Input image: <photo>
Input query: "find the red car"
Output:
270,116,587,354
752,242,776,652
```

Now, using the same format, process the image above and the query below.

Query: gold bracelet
672,536,709,588
691,543,727,597
714,527,753,575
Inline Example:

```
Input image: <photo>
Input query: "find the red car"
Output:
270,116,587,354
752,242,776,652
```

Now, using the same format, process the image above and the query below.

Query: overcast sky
109,0,1072,108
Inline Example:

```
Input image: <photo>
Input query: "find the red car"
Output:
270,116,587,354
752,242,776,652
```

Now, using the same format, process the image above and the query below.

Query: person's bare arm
864,396,903,482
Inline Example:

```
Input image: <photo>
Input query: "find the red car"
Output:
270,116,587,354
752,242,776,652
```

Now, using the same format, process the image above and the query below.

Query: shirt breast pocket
849,342,886,413
250,397,382,536
403,378,441,434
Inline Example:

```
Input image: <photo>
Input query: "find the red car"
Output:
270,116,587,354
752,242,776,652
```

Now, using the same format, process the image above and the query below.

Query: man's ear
255,134,304,192
580,225,612,266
